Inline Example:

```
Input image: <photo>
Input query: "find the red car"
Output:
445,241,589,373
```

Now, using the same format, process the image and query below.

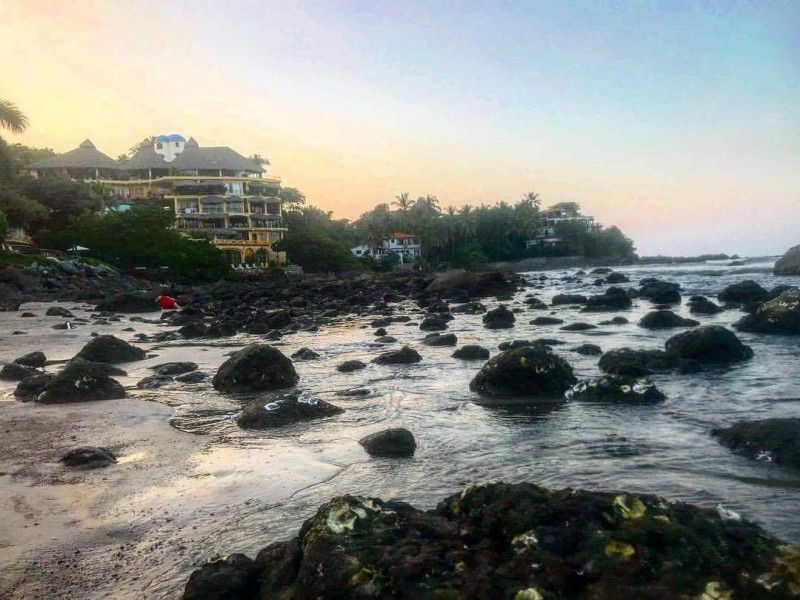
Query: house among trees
351,232,421,264
24,135,287,267
525,202,602,250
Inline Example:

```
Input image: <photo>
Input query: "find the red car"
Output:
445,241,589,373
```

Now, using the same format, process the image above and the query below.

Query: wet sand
0,304,342,599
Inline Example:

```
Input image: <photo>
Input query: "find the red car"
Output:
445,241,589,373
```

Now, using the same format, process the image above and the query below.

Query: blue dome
167,134,186,142
156,135,170,142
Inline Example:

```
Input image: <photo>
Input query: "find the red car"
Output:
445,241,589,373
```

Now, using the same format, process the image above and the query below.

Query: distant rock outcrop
774,245,800,275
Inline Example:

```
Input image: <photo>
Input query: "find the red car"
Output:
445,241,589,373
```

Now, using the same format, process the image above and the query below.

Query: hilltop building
525,205,602,250
351,232,421,264
25,135,286,267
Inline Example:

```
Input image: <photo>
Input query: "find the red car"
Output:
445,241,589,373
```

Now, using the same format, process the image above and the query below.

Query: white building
525,206,602,249
352,232,422,263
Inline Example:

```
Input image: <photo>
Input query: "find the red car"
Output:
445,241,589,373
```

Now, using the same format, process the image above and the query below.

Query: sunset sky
3,1,798,256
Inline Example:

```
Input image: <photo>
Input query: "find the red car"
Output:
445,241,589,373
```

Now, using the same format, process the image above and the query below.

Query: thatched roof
123,143,169,171
26,139,121,170
171,145,264,173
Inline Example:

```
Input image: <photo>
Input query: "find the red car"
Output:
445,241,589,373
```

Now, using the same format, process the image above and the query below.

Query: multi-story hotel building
25,135,286,267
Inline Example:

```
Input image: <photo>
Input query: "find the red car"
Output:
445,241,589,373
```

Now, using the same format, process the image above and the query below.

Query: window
156,143,163,149
175,141,180,147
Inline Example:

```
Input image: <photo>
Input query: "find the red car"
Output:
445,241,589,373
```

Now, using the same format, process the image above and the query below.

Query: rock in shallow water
566,376,666,404
482,305,516,329
422,332,457,346
37,359,126,403
236,393,343,429
291,347,320,360
734,288,800,335
665,325,753,364
372,346,421,365
183,482,800,599
775,244,800,276
638,310,699,329
358,428,416,457
452,345,490,360
713,418,800,468
337,360,366,373
212,344,299,392
151,362,198,376
470,347,576,398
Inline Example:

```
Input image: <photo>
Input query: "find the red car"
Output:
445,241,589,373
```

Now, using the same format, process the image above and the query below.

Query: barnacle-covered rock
713,418,800,468
734,288,800,335
184,482,800,599
566,376,666,404
470,347,576,398
236,392,343,429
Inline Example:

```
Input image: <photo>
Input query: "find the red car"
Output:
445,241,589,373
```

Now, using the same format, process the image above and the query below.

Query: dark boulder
0,362,42,381
372,346,422,365
688,296,723,315
184,481,800,599
566,376,666,404
638,310,699,329
572,343,602,356
61,447,117,469
524,297,548,310
665,325,753,365
560,322,597,331
236,393,344,429
422,333,457,347
552,293,587,306
337,360,366,373
175,371,207,383
598,348,673,376
482,305,515,329
212,344,299,392
639,279,681,304
774,244,800,275
358,428,416,457
582,287,632,311
75,335,146,364
530,316,564,325
374,328,387,336
46,306,74,317
137,374,173,389
14,373,54,400
38,359,126,403
419,316,448,331
452,345,490,360
450,301,487,314
734,288,800,335
590,267,613,274
718,280,769,305
600,316,629,325
605,271,629,283
152,362,198,376
95,293,158,313
183,553,258,599
336,388,371,397
291,347,320,360
498,340,534,351
470,346,576,398
424,269,477,294
374,336,397,344
713,418,800,468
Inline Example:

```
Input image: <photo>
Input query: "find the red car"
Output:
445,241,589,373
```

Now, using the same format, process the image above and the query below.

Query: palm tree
392,192,412,229
458,204,477,245
0,99,28,135
423,194,441,213
521,191,541,208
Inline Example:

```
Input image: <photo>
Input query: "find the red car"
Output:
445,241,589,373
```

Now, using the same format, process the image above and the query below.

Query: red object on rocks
156,295,179,310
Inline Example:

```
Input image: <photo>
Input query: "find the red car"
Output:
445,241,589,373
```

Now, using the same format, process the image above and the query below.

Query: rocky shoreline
2,261,800,598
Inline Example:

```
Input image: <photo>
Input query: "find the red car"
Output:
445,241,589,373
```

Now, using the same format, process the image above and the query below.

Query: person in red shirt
156,295,180,310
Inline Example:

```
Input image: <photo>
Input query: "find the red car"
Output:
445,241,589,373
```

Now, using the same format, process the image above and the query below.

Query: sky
2,0,798,256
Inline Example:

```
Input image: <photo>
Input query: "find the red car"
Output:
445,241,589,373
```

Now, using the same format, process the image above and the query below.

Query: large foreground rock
713,418,800,468
213,344,299,392
775,244,800,275
37,359,126,404
735,288,800,335
183,482,800,599
665,325,753,364
237,393,343,429
470,347,576,398
358,428,416,457
75,335,146,364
